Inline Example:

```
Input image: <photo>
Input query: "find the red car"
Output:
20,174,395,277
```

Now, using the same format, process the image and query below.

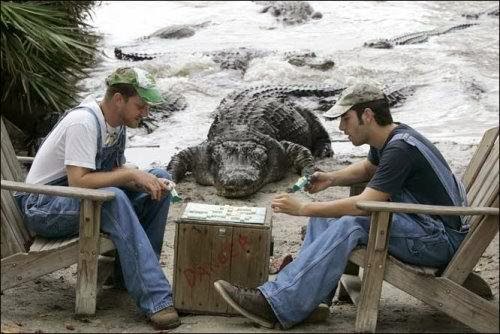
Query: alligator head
206,127,287,198
363,39,394,49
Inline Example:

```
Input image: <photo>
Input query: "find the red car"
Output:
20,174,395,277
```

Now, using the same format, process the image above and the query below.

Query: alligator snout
216,170,262,198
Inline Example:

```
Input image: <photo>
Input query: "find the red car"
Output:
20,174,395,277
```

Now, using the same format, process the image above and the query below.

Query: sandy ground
1,142,498,333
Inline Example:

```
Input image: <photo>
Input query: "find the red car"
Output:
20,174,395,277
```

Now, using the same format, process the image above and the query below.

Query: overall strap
389,133,468,230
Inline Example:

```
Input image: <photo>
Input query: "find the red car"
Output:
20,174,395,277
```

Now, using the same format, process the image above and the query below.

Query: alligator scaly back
364,23,477,49
215,84,345,115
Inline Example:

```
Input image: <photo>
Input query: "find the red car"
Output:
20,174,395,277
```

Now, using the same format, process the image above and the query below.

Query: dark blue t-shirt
367,123,461,230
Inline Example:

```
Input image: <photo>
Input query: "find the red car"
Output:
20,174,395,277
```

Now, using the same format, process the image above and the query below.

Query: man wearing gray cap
214,82,468,329
15,67,181,329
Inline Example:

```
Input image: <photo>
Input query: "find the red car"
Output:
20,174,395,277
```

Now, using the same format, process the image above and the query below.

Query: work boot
214,280,277,328
304,303,330,323
149,306,181,330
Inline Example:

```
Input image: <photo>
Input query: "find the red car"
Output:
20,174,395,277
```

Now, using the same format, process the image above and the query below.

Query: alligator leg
386,86,417,108
294,106,334,158
281,141,315,176
166,143,214,185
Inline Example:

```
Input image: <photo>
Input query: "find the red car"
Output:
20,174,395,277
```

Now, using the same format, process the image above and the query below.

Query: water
82,1,499,169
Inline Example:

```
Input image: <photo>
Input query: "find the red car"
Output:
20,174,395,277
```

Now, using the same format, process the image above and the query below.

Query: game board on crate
180,202,267,224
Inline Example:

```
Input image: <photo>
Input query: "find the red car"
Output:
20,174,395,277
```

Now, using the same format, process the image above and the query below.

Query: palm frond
1,0,102,152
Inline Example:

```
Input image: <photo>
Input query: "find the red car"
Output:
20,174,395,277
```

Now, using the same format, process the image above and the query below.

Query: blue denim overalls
259,132,468,328
16,105,174,316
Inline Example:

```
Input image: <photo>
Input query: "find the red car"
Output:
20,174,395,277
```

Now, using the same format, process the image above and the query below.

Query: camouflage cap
324,82,385,119
105,67,163,105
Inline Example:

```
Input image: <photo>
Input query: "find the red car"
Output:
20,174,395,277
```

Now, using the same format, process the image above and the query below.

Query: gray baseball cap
324,82,385,119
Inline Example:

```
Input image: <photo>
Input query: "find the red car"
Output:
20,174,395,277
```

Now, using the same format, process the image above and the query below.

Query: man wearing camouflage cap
214,82,468,329
15,67,181,329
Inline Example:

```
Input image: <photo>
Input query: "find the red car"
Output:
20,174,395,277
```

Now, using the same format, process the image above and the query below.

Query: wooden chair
1,116,116,316
340,126,499,333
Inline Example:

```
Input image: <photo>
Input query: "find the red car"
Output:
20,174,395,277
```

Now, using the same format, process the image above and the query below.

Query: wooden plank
356,201,499,216
1,241,79,291
177,218,270,230
172,222,180,309
339,274,361,305
1,180,115,202
30,235,113,254
1,191,31,256
1,145,19,182
442,213,499,285
75,199,101,315
1,209,25,257
355,211,391,333
469,153,498,208
467,137,498,205
16,156,34,164
349,248,438,277
1,235,114,292
1,117,23,182
174,223,221,314
208,224,235,314
1,120,34,257
30,236,79,253
230,226,270,287
462,127,498,190
382,256,499,333
338,261,361,303
467,196,498,246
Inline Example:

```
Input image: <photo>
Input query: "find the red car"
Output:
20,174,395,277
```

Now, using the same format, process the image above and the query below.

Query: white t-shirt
26,95,123,185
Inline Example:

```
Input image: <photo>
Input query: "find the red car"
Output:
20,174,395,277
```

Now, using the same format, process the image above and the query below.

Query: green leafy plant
1,1,101,152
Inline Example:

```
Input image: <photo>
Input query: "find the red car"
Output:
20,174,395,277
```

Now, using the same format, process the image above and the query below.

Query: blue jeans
17,168,173,316
259,214,465,329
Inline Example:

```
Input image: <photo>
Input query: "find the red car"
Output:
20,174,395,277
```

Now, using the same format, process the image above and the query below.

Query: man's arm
272,186,390,217
66,165,169,201
306,159,377,193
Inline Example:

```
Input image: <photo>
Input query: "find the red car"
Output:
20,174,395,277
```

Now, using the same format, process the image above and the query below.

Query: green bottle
291,176,310,192
170,188,182,203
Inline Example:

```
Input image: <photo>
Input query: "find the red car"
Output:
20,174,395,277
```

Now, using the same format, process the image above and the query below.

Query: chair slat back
1,117,32,257
441,128,499,283
462,127,498,191
462,127,499,231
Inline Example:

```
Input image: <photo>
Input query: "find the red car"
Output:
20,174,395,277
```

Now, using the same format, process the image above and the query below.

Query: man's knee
324,216,370,245
102,187,130,205
147,168,172,180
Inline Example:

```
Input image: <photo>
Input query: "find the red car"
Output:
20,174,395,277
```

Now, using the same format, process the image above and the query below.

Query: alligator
113,22,210,61
145,21,210,39
254,1,322,25
205,48,334,73
114,46,335,73
364,23,477,49
166,84,416,198
139,91,188,134
462,5,499,19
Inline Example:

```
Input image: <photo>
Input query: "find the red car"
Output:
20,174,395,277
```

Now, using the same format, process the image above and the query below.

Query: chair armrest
1,179,115,202
357,201,499,216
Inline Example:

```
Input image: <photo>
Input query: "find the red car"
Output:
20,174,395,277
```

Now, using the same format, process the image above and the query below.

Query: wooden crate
173,203,272,315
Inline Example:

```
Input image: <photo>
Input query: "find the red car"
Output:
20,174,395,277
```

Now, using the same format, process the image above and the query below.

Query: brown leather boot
149,306,181,330
304,303,330,323
215,280,330,328
214,280,277,328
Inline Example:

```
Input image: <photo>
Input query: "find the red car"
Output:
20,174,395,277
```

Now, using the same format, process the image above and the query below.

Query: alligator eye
251,147,267,161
